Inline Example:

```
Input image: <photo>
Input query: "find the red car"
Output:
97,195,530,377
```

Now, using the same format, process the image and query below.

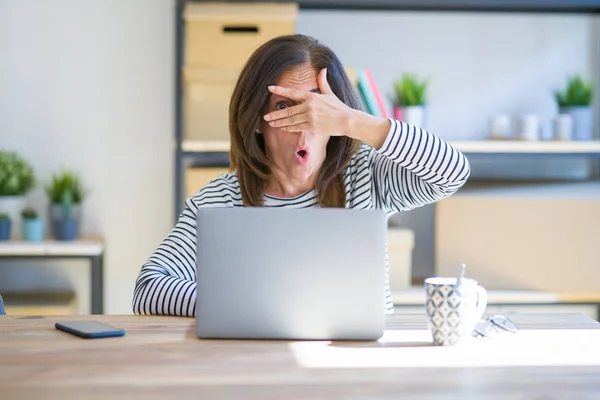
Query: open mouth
295,148,309,165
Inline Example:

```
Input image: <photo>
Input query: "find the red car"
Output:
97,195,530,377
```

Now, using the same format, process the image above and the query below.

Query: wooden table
0,238,104,313
2,314,600,399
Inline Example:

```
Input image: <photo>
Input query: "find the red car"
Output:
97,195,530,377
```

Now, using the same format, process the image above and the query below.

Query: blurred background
1,0,598,319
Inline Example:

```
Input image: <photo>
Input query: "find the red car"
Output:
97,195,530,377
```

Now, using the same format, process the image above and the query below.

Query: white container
490,114,511,140
520,115,539,141
0,196,25,240
559,106,593,141
387,227,415,290
404,106,425,128
394,106,426,129
553,114,573,141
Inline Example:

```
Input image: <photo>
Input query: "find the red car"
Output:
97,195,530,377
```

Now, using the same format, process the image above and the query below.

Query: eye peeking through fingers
276,102,289,110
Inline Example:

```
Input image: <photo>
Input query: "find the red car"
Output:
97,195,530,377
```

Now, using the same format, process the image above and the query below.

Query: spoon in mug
456,263,466,286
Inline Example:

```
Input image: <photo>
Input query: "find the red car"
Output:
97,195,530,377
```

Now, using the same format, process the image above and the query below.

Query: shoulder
354,142,375,161
345,142,375,174
186,172,241,210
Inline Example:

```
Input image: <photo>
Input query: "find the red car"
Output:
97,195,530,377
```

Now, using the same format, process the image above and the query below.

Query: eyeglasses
472,315,518,339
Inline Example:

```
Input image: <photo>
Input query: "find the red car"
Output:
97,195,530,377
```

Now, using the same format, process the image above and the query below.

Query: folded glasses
472,314,518,339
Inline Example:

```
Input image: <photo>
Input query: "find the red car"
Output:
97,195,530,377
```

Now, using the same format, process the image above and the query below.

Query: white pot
553,114,573,141
0,196,26,240
559,106,594,141
394,106,426,129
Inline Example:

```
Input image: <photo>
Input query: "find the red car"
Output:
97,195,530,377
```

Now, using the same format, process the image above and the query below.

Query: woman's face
261,64,330,182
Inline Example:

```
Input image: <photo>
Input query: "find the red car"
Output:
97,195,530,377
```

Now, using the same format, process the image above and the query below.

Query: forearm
133,269,197,316
377,119,470,189
345,109,391,150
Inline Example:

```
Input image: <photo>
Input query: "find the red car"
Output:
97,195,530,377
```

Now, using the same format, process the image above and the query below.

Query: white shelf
0,238,104,257
450,140,600,154
453,181,600,198
182,139,600,155
182,140,230,153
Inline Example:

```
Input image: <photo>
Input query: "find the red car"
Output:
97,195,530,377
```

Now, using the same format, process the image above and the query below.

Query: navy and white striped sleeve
132,202,199,317
369,119,470,212
132,176,236,317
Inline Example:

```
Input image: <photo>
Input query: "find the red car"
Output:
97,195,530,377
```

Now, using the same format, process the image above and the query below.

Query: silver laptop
195,207,387,341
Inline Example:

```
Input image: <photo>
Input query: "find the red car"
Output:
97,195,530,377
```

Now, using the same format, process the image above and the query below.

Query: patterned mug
425,277,488,346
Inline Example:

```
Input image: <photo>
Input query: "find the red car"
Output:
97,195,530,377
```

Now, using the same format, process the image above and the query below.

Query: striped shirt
133,119,471,316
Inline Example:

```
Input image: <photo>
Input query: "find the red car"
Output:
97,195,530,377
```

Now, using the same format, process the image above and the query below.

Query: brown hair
229,34,362,207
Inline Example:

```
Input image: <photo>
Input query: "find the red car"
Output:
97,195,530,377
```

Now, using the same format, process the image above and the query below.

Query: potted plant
46,170,85,241
393,73,429,128
0,151,35,239
0,212,11,241
21,208,45,242
555,75,594,141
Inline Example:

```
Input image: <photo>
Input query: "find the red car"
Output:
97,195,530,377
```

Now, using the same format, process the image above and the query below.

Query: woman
133,34,470,316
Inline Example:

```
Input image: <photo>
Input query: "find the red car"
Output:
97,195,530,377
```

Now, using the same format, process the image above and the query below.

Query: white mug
425,277,488,346
520,115,539,141
490,115,510,140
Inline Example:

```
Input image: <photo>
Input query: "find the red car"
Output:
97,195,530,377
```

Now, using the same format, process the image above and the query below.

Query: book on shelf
354,69,389,119
357,69,381,117
364,69,389,119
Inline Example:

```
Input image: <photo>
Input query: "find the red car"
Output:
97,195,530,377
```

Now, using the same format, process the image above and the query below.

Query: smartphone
55,320,125,339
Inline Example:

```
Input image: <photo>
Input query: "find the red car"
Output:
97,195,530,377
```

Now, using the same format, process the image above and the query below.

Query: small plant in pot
555,75,594,141
46,171,85,241
393,73,429,128
21,208,45,242
0,151,35,239
0,212,11,241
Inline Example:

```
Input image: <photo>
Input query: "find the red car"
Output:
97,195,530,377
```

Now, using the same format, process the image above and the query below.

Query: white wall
0,0,174,314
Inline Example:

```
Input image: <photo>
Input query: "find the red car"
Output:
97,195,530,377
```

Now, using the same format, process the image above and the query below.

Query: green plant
21,208,38,220
46,170,85,204
0,212,9,220
555,75,594,107
0,151,35,196
393,73,429,107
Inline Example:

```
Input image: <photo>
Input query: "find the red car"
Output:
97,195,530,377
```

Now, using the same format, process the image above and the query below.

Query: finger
281,123,312,133
317,68,333,95
263,102,308,122
268,112,310,129
268,85,309,101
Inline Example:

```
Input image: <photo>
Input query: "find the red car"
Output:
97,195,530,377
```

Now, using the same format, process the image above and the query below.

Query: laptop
195,207,387,341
